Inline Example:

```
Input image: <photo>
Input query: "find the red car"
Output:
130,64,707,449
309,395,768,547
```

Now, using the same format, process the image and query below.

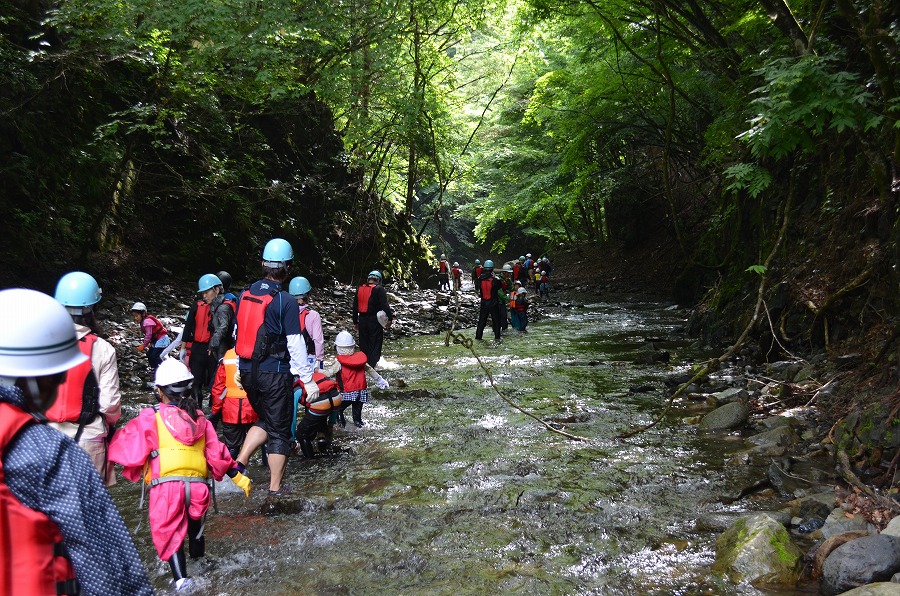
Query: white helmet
453,262,459,267
155,358,194,392
131,302,147,312
335,330,355,348
440,254,446,260
517,287,527,294
0,289,88,377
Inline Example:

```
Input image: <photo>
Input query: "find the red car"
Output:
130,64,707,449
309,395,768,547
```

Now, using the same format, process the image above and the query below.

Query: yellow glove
231,471,251,497
234,368,243,391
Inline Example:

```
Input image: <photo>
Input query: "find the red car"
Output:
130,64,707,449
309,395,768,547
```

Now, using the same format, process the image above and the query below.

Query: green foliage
738,56,882,159
724,163,773,198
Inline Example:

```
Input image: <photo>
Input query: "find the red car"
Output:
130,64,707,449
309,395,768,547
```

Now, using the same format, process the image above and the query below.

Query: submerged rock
712,513,802,585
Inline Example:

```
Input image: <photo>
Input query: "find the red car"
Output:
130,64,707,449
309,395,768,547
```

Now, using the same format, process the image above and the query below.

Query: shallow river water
109,297,815,595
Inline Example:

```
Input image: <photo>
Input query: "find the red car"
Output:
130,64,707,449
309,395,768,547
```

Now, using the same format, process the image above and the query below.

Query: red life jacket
45,334,100,433
294,372,342,414
356,284,374,314
480,277,494,301
0,402,79,596
145,315,168,342
298,308,315,355
193,300,212,343
474,265,483,278
337,352,368,393
513,264,521,279
439,260,448,273
234,289,278,359
452,267,462,280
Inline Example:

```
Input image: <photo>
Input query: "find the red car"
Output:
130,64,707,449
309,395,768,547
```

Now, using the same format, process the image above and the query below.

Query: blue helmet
368,270,383,280
54,272,102,308
262,238,294,264
289,276,312,296
475,259,480,265
197,273,222,293
483,260,494,269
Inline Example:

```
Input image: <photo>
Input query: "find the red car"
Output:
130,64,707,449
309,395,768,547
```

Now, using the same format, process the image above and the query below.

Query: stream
108,296,817,595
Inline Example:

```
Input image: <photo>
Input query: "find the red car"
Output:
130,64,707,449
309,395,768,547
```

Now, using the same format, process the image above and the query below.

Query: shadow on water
108,298,811,595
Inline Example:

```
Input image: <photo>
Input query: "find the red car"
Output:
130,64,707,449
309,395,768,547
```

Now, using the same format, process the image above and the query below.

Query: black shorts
243,369,293,455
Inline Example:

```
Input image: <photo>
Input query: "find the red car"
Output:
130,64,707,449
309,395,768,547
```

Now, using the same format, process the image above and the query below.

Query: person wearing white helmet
474,260,503,341
324,330,389,428
50,271,122,485
0,288,152,595
232,238,317,496
353,270,394,368
437,253,450,291
511,286,530,332
451,261,463,293
130,301,171,371
539,269,550,299
108,358,251,591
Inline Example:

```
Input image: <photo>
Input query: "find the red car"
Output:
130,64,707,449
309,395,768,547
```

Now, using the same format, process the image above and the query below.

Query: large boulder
820,534,900,595
699,401,750,430
712,513,802,585
836,584,900,595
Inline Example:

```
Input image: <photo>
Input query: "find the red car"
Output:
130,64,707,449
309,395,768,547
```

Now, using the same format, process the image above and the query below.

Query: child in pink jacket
108,359,251,591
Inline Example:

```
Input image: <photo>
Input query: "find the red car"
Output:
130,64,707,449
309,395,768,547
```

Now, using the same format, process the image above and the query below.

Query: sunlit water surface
109,299,813,595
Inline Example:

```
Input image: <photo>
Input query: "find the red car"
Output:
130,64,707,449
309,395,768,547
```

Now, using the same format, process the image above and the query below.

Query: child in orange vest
210,348,260,459
324,330,389,428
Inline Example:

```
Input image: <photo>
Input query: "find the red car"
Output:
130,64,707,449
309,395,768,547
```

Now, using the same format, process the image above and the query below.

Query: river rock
836,584,900,595
820,534,900,595
819,508,873,540
747,425,798,447
699,401,749,430
712,513,802,585
711,387,748,405
880,516,900,539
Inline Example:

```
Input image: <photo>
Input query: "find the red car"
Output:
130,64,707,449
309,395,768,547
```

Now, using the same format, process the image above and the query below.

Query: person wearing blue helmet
353,270,393,368
475,259,502,341
232,238,318,496
50,271,122,485
178,274,231,410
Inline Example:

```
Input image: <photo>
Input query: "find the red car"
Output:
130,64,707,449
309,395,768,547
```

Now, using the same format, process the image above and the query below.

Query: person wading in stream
0,288,152,596
475,260,503,341
232,238,318,495
353,270,393,368
108,358,250,591
49,271,122,485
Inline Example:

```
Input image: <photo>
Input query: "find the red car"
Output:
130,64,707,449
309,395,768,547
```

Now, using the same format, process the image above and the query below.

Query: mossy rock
713,513,802,585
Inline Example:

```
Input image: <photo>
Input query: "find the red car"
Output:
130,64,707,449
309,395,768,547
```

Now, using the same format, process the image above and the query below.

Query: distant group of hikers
0,238,395,592
437,253,552,340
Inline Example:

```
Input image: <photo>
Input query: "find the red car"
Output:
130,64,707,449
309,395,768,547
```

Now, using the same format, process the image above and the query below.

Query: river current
109,297,813,595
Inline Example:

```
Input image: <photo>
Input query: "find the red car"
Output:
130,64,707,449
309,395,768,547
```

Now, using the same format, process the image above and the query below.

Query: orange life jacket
356,284,374,314
218,350,257,424
0,402,79,596
193,300,212,343
294,372,342,414
337,352,368,393
45,334,100,436
234,289,279,360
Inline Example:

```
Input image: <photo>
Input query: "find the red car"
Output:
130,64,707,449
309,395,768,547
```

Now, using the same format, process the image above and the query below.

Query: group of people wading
438,252,552,341
0,238,393,592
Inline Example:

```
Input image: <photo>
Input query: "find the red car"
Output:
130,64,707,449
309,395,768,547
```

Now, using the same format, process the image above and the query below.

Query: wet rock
712,513,802,585
629,385,655,393
820,535,900,596
699,401,749,430
696,512,748,533
748,426,798,448
712,387,748,405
